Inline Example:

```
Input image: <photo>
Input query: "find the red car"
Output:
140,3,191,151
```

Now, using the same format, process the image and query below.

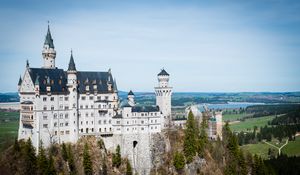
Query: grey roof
76,71,115,94
68,52,76,71
20,101,33,104
29,68,68,94
132,106,160,112
44,25,54,48
18,76,22,85
158,69,169,76
128,90,134,96
28,67,116,94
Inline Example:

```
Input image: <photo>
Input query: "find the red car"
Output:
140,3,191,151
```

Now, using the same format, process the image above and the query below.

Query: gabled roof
158,69,169,76
18,76,22,86
28,68,67,94
128,90,134,96
68,52,76,71
44,25,54,48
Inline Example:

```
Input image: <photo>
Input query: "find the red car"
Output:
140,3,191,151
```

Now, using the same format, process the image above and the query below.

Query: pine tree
183,111,197,163
173,151,185,171
83,143,93,175
37,142,49,174
47,155,56,175
112,145,121,167
198,119,209,158
67,144,76,175
62,142,68,161
126,160,133,175
24,138,37,175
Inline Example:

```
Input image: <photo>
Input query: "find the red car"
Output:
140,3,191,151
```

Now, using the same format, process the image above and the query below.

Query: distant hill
0,92,19,102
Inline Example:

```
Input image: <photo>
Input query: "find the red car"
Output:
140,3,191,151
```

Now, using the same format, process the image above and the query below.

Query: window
80,105,83,109
43,124,48,128
89,96,93,100
109,120,111,124
91,113,94,117
104,120,107,124
51,106,54,110
54,113,57,119
91,105,93,109
59,97,63,101
105,96,108,100
86,121,88,124
60,123,63,127
65,106,69,110
66,130,70,135
65,122,69,126
81,96,86,100
85,105,88,109
60,131,64,135
64,97,69,101
50,97,54,101
60,114,63,119
91,128,94,132
55,131,57,135
43,106,47,110
98,120,101,124
65,113,69,119
43,116,47,120
43,97,47,101
86,113,88,117
81,121,83,125
54,122,57,127
141,120,144,124
141,127,144,130
59,105,63,109
97,96,101,100
117,121,120,124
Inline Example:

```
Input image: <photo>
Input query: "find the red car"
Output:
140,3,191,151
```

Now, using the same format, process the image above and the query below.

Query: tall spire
68,50,76,71
44,22,54,49
18,75,22,86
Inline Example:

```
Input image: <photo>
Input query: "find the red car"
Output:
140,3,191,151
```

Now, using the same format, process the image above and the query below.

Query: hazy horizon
1,0,300,92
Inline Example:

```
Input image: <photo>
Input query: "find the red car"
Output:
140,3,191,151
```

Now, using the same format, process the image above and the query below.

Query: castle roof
68,52,76,71
128,90,134,96
18,76,22,86
27,68,116,94
44,25,54,48
131,106,160,113
158,69,169,76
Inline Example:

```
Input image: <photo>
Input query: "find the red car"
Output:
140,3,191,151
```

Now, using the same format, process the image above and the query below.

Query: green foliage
112,145,121,167
83,143,93,175
37,142,49,174
183,111,197,163
24,138,37,175
62,142,68,161
197,120,209,158
67,144,76,175
126,160,133,175
173,151,185,171
47,155,56,175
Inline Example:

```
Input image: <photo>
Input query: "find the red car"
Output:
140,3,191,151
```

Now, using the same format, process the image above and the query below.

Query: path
263,139,289,155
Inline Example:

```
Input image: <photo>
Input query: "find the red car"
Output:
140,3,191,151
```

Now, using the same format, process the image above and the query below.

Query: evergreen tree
112,145,121,167
126,160,133,175
24,138,37,175
13,138,20,152
198,119,208,157
183,111,197,163
173,151,185,171
62,142,68,161
47,155,56,175
67,144,76,175
83,143,93,175
37,142,49,174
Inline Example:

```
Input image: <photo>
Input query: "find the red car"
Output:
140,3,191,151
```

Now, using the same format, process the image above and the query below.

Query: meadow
229,115,276,132
0,111,19,151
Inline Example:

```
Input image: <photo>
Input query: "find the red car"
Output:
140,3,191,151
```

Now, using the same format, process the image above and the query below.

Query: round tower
42,24,56,68
154,69,173,129
127,90,135,106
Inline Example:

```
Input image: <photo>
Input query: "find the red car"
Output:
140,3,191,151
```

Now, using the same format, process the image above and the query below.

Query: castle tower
154,69,172,129
42,24,56,68
67,51,78,143
128,90,135,106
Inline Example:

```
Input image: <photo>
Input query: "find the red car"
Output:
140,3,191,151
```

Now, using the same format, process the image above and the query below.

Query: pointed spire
26,60,29,68
113,78,118,92
68,50,76,71
158,68,169,76
44,22,55,48
18,75,22,86
128,90,134,96
35,75,40,85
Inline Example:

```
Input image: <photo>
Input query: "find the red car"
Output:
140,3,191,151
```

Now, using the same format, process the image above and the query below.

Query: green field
0,111,19,151
282,136,300,156
229,115,275,132
223,113,250,122
241,142,276,159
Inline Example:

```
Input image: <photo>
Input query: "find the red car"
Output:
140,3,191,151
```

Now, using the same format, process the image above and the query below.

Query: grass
241,142,276,159
0,111,19,152
229,115,276,132
223,113,249,122
282,136,300,156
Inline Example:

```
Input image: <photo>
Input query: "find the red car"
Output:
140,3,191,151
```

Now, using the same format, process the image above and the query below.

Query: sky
0,0,300,92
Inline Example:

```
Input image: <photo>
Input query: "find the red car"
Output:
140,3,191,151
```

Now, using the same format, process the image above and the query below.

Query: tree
126,160,133,175
24,138,37,175
183,111,197,163
62,143,68,161
112,145,121,167
47,155,56,175
37,142,49,174
173,151,185,171
67,144,76,175
83,143,93,175
198,119,209,157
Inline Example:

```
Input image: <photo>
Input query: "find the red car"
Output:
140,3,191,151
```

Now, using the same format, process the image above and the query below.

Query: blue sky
0,0,299,92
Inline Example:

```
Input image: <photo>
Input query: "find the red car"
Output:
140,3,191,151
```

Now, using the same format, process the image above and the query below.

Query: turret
128,90,135,106
42,24,56,69
67,51,77,87
34,75,40,97
154,69,173,129
18,75,22,91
